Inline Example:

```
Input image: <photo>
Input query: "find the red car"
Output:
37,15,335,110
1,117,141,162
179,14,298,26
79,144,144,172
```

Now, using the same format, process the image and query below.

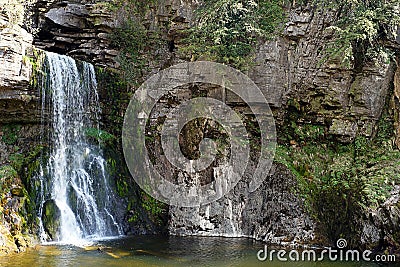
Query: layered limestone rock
33,0,120,68
250,8,395,142
32,0,197,69
0,1,40,123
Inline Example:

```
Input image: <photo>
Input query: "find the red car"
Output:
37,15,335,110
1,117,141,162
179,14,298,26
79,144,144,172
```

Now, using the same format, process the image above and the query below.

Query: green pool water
0,236,397,267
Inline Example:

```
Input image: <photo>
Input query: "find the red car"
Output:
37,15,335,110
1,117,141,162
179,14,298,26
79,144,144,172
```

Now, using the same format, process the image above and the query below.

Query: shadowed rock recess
0,0,399,256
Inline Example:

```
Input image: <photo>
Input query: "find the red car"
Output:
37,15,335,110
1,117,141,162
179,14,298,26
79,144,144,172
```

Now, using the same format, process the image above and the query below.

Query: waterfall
36,52,122,245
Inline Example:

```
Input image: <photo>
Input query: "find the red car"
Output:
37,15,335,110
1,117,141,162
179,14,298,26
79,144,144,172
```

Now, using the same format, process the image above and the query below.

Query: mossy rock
10,187,24,197
41,200,61,241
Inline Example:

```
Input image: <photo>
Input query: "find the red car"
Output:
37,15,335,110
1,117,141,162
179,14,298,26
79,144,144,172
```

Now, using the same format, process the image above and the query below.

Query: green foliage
276,112,400,243
293,124,325,143
9,153,25,171
321,0,400,67
107,0,156,13
116,178,129,197
0,165,18,181
128,212,139,223
108,0,161,86
1,124,21,145
110,19,149,85
84,127,116,144
7,145,44,185
181,0,286,69
141,191,166,218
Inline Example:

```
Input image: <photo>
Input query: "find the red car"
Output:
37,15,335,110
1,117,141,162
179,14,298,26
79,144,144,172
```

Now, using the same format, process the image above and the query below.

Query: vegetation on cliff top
181,0,286,70
108,0,161,86
321,0,400,67
183,0,399,69
108,0,399,77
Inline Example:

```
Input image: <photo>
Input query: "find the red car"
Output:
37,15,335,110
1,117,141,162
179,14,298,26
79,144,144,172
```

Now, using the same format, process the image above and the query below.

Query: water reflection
0,236,393,267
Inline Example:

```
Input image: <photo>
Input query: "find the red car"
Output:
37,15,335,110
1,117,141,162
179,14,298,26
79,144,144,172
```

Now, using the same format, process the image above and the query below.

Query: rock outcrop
0,0,399,253
251,8,395,142
169,164,315,245
0,165,34,255
33,0,120,68
361,185,400,252
0,1,40,123
163,4,399,246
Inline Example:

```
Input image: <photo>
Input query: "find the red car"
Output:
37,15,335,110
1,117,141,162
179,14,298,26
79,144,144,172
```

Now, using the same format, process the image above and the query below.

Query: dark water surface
0,236,397,267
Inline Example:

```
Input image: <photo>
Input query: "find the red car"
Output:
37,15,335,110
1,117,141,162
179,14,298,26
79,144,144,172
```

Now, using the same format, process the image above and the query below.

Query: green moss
24,49,44,88
95,67,130,137
128,212,139,223
0,165,18,181
116,178,129,197
9,153,24,170
1,124,21,145
84,127,116,144
141,191,166,220
7,145,44,175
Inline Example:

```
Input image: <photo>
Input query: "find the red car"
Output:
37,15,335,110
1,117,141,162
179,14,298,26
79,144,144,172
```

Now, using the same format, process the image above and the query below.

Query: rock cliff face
33,0,120,68
169,163,315,245
0,0,399,252
0,1,44,254
155,3,400,247
0,1,39,124
251,8,396,142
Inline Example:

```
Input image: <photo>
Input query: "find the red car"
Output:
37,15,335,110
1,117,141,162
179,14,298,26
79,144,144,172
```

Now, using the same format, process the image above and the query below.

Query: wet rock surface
169,163,315,246
41,200,61,241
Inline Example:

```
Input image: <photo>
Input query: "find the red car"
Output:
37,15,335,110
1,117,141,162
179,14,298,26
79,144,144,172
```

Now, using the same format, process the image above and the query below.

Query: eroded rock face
169,164,315,246
250,8,396,142
361,186,400,251
0,4,41,123
33,0,120,68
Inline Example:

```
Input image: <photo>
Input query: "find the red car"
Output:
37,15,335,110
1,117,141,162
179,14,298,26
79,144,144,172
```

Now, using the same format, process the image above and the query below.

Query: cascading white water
37,52,122,244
